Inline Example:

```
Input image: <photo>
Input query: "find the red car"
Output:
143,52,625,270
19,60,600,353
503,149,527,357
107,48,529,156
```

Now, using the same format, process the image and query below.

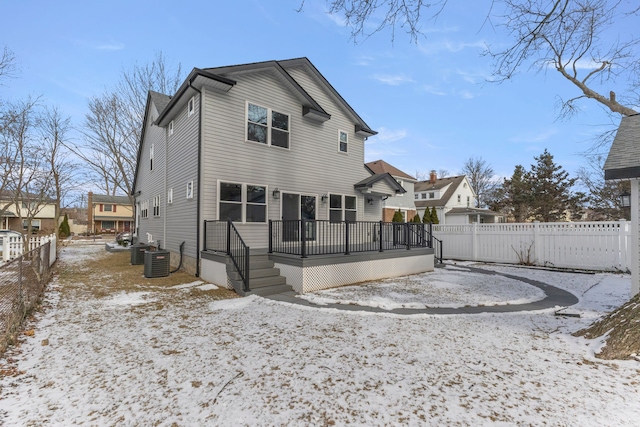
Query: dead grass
574,292,640,361
57,249,238,301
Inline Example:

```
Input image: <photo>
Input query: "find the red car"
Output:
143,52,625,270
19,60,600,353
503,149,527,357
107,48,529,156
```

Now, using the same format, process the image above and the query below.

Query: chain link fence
0,242,53,354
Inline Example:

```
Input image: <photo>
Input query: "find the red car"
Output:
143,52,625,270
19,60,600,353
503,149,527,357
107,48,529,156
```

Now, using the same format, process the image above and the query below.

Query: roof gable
414,175,468,207
365,160,416,181
604,114,640,180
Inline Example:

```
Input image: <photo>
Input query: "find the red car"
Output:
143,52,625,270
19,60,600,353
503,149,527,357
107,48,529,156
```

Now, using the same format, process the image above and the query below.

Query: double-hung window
141,201,149,219
329,194,357,222
246,102,289,149
338,130,348,153
153,195,160,217
219,182,266,223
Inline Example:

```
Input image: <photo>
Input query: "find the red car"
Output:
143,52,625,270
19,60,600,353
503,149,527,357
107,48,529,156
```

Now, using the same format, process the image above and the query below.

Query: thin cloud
74,39,124,51
418,39,486,55
373,126,407,142
509,129,558,143
371,74,414,86
422,85,447,96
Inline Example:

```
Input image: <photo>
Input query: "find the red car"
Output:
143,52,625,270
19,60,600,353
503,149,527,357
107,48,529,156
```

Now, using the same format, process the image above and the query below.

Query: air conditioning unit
131,243,150,265
144,250,170,278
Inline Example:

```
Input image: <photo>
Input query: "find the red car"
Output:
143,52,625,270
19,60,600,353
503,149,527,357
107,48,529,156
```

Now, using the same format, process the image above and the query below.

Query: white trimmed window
169,120,174,135
167,188,173,204
329,194,357,223
246,102,290,149
429,192,435,199
457,194,461,203
186,181,193,199
414,193,419,200
338,130,348,153
141,201,149,219
397,179,404,197
188,97,195,116
153,195,160,217
218,182,267,223
150,144,154,171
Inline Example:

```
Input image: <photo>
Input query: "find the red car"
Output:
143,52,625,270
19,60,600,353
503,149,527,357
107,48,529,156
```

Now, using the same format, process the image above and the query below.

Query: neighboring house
133,57,434,294
365,160,416,221
414,172,503,225
0,190,57,233
87,192,133,235
604,113,640,296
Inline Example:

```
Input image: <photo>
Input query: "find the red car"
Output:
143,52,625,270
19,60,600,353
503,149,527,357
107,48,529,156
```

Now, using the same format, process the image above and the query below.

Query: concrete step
230,279,292,297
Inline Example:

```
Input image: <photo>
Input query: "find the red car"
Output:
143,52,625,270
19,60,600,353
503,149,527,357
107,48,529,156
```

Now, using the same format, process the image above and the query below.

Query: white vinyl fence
432,221,631,272
1,233,57,265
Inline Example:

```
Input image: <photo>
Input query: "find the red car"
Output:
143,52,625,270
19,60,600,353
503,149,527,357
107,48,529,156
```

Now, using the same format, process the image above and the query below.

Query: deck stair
227,249,292,296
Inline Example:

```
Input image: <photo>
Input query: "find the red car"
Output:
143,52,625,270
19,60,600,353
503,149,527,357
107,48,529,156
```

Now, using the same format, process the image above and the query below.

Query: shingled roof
604,114,640,180
414,175,467,208
365,160,415,181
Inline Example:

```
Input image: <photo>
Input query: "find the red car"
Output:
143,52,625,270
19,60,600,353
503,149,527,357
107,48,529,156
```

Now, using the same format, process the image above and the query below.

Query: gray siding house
604,113,640,296
133,58,434,295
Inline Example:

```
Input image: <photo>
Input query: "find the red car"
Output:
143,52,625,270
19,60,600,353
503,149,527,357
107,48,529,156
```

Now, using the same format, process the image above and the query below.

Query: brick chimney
429,170,437,184
87,191,93,234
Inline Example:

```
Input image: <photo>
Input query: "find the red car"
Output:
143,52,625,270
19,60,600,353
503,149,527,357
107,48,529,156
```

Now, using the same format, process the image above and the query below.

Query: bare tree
40,106,79,235
460,156,498,208
490,0,640,119
0,45,17,83
74,52,182,202
577,154,628,220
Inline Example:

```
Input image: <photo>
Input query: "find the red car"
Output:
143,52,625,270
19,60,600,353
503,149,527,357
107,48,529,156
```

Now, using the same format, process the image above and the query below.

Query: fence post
533,221,541,264
268,220,273,254
472,222,478,261
301,219,307,258
379,221,384,252
226,219,231,255
405,222,410,250
344,221,350,255
619,219,629,272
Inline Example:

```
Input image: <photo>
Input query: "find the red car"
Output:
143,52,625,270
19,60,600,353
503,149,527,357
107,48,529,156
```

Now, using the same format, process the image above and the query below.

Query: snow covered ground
1,243,639,426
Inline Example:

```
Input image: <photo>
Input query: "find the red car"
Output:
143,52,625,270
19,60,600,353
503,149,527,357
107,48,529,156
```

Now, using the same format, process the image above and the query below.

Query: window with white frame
397,179,404,196
167,188,173,204
186,181,193,199
457,194,461,203
246,102,289,149
414,193,419,200
219,182,266,223
188,97,195,116
153,195,160,216
169,120,174,135
150,144,154,171
429,192,435,199
338,130,348,153
329,194,357,223
467,195,470,206
141,200,149,218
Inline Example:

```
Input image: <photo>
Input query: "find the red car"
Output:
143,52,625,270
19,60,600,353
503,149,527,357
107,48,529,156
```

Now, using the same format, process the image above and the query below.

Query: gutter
189,78,203,277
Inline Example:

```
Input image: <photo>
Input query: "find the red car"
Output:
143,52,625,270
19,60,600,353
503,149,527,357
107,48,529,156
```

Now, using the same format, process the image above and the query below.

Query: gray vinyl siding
135,103,166,248
165,94,200,260
201,68,373,248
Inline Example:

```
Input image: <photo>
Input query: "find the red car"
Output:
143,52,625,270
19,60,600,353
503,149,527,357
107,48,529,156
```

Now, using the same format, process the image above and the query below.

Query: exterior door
282,193,316,241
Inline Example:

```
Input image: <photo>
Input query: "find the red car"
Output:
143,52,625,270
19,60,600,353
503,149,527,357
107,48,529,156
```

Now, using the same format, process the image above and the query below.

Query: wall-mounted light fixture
620,190,631,208
272,188,280,199
321,194,328,202
367,197,374,205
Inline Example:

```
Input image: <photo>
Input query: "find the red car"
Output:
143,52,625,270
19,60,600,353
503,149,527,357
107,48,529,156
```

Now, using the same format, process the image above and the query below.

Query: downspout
189,79,203,277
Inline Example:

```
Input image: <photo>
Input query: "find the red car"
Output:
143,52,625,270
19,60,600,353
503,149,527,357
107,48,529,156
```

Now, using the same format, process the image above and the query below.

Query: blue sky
1,0,628,182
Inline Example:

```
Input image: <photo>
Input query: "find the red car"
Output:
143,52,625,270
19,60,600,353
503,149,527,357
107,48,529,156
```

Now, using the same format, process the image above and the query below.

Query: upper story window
186,181,194,199
414,194,419,200
246,102,289,149
457,194,461,203
102,204,114,212
467,195,470,206
338,130,348,153
141,201,149,219
219,182,267,223
397,180,404,197
150,144,154,171
153,195,160,217
329,194,356,223
429,192,435,199
188,97,195,116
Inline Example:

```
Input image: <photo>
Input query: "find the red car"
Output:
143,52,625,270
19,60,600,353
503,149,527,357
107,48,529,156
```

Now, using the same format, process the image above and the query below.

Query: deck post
344,221,350,255
301,219,307,258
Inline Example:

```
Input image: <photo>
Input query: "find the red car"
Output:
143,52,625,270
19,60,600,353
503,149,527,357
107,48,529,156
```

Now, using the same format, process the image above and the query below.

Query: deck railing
269,220,434,257
203,220,250,292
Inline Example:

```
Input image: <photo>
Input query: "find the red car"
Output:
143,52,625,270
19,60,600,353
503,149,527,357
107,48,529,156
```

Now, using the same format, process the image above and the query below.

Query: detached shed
604,113,640,296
